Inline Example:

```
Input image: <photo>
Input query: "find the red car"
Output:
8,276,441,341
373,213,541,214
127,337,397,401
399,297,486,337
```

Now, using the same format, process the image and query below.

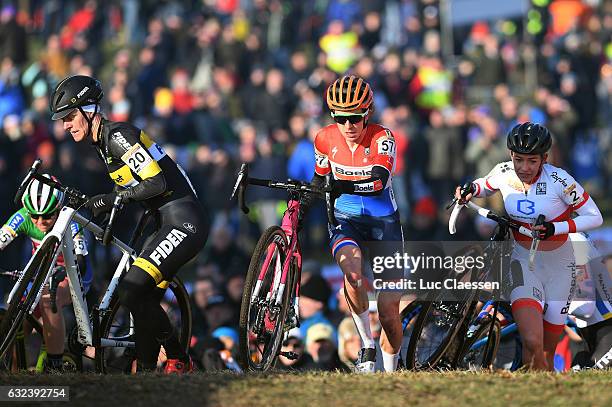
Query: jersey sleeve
552,169,589,210
472,162,509,197
551,168,603,234
0,209,28,250
371,128,396,174
314,130,331,176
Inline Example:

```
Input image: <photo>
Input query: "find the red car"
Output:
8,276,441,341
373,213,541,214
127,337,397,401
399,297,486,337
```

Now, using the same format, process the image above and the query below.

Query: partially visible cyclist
50,75,210,374
568,232,612,370
301,75,404,373
456,122,603,370
0,175,93,372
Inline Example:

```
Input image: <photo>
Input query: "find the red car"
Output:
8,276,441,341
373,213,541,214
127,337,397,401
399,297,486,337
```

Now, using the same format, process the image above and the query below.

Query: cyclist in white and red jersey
456,122,603,370
301,75,403,373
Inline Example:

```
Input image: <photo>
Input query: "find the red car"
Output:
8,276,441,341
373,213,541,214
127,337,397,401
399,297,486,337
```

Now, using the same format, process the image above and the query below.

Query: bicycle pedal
279,351,299,360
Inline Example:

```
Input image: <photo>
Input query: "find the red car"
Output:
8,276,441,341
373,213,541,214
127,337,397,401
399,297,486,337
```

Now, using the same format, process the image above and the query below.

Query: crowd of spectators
0,0,611,370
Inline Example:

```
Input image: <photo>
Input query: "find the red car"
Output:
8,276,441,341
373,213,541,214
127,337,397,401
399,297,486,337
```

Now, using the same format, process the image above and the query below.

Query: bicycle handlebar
16,159,123,246
449,200,533,238
231,163,337,226
16,159,90,208
0,268,21,280
449,199,547,270
14,159,42,206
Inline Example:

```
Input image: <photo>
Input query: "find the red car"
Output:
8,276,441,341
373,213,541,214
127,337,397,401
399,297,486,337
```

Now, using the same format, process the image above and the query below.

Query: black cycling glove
86,192,117,217
534,222,555,240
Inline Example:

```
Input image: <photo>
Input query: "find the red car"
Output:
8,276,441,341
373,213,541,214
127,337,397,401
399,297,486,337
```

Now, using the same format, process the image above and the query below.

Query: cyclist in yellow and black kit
50,75,209,373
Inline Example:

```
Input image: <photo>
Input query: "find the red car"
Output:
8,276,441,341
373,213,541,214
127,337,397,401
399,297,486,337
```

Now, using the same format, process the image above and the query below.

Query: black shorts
132,197,209,286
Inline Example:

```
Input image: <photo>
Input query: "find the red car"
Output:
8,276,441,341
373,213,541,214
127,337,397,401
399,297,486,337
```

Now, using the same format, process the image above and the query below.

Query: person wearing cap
298,274,337,344
277,327,313,371
49,75,210,374
204,294,237,333
404,196,441,241
303,323,348,372
211,327,241,372
337,317,362,370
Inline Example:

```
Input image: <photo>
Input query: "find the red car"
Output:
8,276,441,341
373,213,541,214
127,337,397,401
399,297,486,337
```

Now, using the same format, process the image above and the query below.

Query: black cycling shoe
355,347,377,373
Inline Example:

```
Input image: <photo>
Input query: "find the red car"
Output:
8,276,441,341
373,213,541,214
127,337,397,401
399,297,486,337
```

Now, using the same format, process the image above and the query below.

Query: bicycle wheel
457,319,501,371
399,301,423,365
0,236,58,359
239,226,293,371
489,302,522,371
95,276,192,374
405,300,474,370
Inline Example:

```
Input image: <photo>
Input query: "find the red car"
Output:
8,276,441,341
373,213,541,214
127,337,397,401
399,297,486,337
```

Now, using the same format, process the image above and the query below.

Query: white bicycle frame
6,205,138,349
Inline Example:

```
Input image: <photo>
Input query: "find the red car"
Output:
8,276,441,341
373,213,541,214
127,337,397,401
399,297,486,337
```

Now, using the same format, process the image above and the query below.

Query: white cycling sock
352,310,375,349
382,350,399,372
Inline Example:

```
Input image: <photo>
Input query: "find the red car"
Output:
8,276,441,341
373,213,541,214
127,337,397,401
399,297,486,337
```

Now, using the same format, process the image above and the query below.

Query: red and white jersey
314,123,397,216
473,161,597,250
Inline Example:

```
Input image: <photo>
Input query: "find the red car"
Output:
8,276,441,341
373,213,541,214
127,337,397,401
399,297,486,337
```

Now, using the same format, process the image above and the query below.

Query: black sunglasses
30,212,57,220
332,115,366,125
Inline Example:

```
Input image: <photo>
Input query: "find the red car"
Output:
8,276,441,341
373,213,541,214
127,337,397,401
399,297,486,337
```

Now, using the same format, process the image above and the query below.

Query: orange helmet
326,75,373,112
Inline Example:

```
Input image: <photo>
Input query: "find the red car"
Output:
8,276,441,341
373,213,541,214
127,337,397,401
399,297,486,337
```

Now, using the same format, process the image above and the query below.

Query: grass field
1,370,611,407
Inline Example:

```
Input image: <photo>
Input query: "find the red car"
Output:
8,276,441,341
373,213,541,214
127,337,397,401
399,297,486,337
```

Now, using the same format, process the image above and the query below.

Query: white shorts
509,242,576,327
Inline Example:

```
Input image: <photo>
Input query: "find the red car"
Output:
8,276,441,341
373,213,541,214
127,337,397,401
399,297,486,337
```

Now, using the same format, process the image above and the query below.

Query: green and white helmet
22,174,64,216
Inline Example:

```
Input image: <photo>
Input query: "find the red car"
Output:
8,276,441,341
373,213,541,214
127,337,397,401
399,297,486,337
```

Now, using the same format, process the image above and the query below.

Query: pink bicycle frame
254,200,302,315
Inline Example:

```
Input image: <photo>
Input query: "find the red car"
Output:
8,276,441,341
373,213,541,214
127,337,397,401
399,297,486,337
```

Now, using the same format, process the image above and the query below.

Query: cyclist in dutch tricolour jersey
302,75,403,373
456,122,603,371
0,175,92,372
569,232,612,369
50,75,210,373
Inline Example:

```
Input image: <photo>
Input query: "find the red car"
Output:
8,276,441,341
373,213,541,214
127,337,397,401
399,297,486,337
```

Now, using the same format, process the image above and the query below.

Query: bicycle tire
0,236,59,359
491,302,522,371
239,226,293,372
399,300,423,365
405,298,474,370
1,304,81,374
457,319,501,370
96,276,192,374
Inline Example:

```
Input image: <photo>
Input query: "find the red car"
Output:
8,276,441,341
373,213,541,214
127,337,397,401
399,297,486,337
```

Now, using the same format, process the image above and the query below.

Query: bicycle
0,269,44,372
231,163,335,371
404,187,539,370
0,159,192,373
446,199,546,371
